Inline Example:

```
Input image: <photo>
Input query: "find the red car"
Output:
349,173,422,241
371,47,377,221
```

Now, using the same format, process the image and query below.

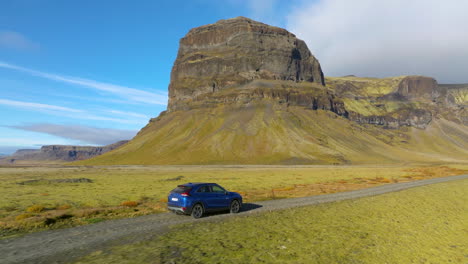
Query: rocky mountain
168,16,325,111
76,17,468,165
0,141,129,165
327,75,466,129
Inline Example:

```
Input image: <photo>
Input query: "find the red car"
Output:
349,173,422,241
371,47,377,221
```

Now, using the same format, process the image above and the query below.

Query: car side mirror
225,191,229,195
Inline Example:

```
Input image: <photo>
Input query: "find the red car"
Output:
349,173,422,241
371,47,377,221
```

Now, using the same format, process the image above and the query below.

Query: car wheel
191,203,204,219
230,200,240,214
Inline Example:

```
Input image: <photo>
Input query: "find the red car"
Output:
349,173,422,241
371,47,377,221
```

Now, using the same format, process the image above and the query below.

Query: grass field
75,178,468,264
0,165,466,238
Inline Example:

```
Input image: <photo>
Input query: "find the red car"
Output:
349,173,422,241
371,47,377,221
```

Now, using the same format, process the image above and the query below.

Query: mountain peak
168,17,324,111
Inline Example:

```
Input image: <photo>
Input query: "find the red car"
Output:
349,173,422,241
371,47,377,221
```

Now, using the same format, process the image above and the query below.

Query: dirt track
1,174,467,264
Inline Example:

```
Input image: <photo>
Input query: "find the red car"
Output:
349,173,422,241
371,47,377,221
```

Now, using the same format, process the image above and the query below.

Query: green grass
1,165,465,237
76,178,468,264
449,88,468,104
325,75,406,96
74,103,468,165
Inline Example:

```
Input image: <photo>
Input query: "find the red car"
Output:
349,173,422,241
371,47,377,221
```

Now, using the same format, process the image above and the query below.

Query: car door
196,185,216,210
211,184,230,209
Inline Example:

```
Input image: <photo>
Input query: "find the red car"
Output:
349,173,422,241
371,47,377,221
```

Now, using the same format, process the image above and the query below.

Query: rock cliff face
396,76,439,100
168,16,325,111
326,75,466,129
163,79,348,118
0,140,129,164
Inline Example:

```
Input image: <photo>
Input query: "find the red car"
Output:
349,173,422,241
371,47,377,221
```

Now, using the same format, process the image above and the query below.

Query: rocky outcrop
440,83,468,105
1,140,129,164
168,16,325,111
396,76,446,101
349,109,432,129
167,79,348,117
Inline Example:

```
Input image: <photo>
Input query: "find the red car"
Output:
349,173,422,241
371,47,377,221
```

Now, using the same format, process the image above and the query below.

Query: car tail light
181,191,190,196
182,207,186,211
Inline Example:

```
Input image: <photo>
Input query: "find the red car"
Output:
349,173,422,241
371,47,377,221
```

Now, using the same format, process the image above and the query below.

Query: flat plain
0,164,466,238
75,177,468,264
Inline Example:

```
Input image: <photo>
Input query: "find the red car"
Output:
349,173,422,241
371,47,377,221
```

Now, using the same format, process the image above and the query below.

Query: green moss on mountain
75,101,468,165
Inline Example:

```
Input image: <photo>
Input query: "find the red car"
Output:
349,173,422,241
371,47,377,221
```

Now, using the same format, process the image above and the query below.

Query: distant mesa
0,140,129,165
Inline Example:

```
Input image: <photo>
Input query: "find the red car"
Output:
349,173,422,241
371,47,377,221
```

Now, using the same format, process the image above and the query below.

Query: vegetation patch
85,218,104,224
17,178,93,185
120,201,139,207
164,175,185,181
76,179,468,264
25,205,45,213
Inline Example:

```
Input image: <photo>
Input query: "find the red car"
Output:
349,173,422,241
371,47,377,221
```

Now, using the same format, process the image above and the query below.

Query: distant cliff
0,140,129,165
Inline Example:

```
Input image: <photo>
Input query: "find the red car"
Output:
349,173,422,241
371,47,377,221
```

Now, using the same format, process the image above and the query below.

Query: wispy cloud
0,98,81,113
10,123,137,145
0,61,168,105
0,98,148,125
0,31,39,51
105,109,149,119
0,137,70,146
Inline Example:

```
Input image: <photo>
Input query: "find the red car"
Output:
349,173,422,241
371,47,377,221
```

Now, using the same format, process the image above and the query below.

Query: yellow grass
76,178,468,264
0,165,466,237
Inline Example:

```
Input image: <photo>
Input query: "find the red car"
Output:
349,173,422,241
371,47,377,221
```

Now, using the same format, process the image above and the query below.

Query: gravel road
1,174,467,264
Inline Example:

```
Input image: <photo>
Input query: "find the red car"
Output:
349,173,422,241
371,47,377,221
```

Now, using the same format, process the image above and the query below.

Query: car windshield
171,185,191,193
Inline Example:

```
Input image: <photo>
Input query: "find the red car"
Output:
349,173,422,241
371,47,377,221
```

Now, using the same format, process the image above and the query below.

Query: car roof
180,182,216,187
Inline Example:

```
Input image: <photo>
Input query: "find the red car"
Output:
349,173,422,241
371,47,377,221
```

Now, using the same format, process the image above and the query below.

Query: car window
171,185,191,193
211,185,225,194
196,186,211,193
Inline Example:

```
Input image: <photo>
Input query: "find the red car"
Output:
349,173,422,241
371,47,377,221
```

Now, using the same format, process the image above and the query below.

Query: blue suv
167,183,243,218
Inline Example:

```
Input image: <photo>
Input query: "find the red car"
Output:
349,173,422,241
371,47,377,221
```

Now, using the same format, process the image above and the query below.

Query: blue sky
0,0,298,154
0,0,466,154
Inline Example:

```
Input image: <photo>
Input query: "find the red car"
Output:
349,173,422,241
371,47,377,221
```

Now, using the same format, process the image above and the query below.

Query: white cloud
225,0,282,26
10,123,137,145
287,0,468,83
0,61,168,105
246,0,279,22
0,31,39,50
